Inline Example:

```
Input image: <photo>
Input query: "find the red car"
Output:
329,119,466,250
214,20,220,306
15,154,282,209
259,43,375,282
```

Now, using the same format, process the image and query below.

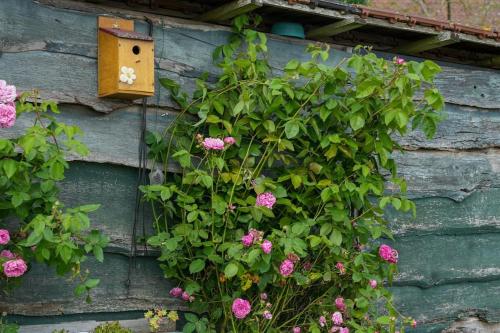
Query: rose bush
0,82,108,298
141,16,443,333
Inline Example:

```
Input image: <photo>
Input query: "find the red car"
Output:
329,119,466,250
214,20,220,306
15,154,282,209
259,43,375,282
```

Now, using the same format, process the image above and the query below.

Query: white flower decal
119,66,136,85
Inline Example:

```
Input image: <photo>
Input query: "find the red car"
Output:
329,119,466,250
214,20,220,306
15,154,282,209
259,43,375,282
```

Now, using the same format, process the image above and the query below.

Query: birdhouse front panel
97,17,154,99
117,38,154,97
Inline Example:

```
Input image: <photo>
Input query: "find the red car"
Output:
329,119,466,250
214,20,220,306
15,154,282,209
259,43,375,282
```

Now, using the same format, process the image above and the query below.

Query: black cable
126,15,154,291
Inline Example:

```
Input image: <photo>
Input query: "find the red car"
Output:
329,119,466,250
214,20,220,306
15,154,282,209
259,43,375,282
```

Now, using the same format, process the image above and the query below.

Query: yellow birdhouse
98,16,154,99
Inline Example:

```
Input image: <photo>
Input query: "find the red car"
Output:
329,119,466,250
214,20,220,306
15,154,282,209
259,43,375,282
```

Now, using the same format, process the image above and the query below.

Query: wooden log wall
0,0,499,332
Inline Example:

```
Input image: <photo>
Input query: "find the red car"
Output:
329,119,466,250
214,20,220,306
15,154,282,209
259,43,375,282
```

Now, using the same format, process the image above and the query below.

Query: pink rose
319,316,327,327
232,298,251,319
169,287,183,298
241,234,254,247
335,297,345,311
202,137,225,150
379,244,398,264
336,262,345,275
0,103,16,128
369,279,378,288
279,259,294,277
332,311,343,325
255,192,276,209
395,57,405,65
339,328,349,333
3,259,28,277
263,310,272,320
0,80,17,103
260,293,268,300
181,291,191,301
0,229,10,245
261,240,272,254
249,229,263,242
223,137,236,145
293,327,301,333
411,320,417,328
0,250,15,259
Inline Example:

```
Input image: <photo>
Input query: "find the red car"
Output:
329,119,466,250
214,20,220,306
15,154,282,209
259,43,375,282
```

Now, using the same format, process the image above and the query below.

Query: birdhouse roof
99,27,153,41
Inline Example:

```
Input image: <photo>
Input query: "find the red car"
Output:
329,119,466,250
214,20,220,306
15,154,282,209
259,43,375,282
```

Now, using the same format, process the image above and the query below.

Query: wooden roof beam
307,17,366,38
395,31,460,54
199,0,263,22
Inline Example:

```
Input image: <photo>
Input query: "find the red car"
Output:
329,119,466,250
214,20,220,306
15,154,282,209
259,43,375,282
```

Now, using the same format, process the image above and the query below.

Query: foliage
93,321,133,333
0,315,18,333
0,88,109,298
141,15,443,333
144,307,179,332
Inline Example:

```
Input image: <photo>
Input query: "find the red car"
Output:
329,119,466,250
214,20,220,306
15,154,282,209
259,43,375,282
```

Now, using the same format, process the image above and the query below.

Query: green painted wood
5,105,500,201
0,253,179,316
391,150,500,201
0,104,180,169
0,0,499,111
391,279,500,325
392,233,500,287
18,318,176,333
387,189,500,236
396,104,500,150
2,102,500,170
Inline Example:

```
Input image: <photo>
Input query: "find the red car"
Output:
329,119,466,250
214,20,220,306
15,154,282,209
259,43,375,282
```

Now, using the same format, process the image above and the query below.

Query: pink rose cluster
232,298,251,319
394,57,406,65
379,244,399,264
255,192,276,209
169,287,194,302
0,229,27,278
318,311,349,332
279,259,294,277
3,259,27,278
201,136,236,151
0,229,10,245
241,229,273,254
0,80,17,128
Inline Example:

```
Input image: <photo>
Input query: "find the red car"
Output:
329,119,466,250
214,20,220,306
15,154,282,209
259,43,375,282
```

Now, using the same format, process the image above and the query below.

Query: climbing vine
0,83,108,298
142,16,443,333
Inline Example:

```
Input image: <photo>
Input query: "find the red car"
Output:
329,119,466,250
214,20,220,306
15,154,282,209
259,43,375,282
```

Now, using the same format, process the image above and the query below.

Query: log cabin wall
0,0,499,332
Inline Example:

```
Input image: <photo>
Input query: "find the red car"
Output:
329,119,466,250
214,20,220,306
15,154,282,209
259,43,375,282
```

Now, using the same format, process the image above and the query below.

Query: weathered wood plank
388,189,500,236
3,102,499,169
56,159,500,252
0,104,180,169
396,104,500,150
0,0,498,111
391,279,500,326
0,253,180,316
391,149,500,201
392,233,500,287
18,318,176,333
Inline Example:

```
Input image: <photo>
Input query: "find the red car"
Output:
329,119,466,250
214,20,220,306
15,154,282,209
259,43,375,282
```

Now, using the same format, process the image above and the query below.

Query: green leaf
350,115,365,131
376,316,392,325
284,120,300,139
2,159,17,178
93,246,104,262
330,229,342,246
189,259,206,273
224,262,239,278
85,278,100,289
